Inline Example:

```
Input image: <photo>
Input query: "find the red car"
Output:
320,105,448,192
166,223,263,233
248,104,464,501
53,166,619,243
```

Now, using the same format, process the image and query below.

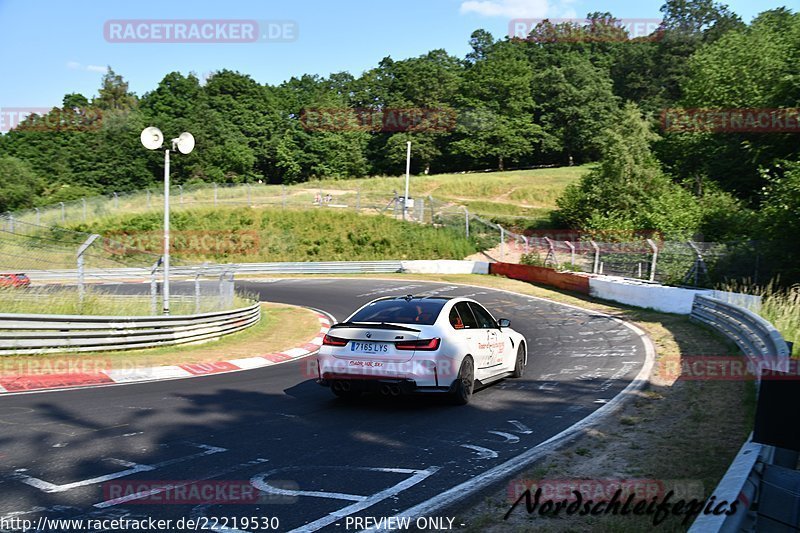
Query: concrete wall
401,260,489,275
489,263,591,294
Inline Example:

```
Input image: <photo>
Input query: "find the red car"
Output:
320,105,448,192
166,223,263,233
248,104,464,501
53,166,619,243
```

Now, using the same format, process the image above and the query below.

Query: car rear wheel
450,357,474,405
512,344,525,378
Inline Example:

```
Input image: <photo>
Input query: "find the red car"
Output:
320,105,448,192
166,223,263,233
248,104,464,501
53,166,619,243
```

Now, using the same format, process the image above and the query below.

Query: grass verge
0,286,252,315
0,303,320,376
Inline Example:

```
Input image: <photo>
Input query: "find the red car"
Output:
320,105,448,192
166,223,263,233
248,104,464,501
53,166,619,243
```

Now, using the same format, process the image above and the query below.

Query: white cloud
66,61,107,73
459,0,550,18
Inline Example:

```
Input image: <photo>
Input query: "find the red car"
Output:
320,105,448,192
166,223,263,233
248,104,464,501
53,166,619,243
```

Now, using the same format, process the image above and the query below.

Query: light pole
140,127,195,315
403,141,411,221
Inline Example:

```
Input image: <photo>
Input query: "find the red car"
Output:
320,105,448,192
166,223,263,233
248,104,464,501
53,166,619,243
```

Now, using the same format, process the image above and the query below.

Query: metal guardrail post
591,240,600,274
76,234,101,303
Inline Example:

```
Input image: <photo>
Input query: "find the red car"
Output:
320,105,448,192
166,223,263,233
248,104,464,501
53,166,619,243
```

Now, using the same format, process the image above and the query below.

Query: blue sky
0,0,792,109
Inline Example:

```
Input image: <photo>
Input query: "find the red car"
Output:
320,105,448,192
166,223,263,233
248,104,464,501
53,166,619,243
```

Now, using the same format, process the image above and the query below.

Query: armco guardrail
23,260,404,281
688,294,793,532
0,302,260,354
691,294,791,358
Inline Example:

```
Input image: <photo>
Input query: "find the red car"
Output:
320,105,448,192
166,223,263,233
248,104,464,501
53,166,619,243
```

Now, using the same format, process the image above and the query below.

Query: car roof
372,295,452,302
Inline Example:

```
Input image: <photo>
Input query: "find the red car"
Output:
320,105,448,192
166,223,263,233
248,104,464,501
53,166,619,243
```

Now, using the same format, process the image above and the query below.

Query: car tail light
322,334,348,347
395,338,440,351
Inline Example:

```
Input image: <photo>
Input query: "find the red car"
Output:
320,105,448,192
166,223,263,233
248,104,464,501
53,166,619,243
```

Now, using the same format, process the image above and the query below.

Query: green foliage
73,207,478,262
553,103,701,239
0,156,42,212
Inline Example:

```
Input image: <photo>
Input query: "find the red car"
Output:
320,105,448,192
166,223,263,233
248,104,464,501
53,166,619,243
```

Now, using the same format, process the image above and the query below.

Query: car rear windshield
348,299,447,325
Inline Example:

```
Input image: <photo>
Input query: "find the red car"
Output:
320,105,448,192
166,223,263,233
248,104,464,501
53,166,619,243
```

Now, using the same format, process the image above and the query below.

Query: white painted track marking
16,444,226,494
488,431,520,444
460,445,498,460
249,466,439,533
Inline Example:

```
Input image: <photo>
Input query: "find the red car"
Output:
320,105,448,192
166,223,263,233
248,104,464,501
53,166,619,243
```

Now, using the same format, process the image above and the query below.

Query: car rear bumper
318,376,451,395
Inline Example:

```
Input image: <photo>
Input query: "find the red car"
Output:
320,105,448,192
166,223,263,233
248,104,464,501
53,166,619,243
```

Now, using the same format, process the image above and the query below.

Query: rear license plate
350,341,389,354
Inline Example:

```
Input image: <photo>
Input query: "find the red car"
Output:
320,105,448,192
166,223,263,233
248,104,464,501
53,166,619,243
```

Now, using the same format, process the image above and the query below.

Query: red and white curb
0,313,331,394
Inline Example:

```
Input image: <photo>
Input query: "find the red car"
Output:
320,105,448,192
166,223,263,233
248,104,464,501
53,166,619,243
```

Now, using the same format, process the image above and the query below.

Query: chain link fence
0,216,240,314
3,185,768,289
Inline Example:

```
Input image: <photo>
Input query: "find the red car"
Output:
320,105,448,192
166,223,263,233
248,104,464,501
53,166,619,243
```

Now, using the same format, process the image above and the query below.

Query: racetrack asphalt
0,278,648,532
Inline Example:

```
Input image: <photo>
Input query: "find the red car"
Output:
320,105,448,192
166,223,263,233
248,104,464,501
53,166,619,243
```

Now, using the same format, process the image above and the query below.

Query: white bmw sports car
317,295,527,404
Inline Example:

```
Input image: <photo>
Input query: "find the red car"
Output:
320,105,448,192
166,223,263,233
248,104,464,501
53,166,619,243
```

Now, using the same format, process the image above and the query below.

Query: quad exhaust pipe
332,381,352,392
379,384,401,396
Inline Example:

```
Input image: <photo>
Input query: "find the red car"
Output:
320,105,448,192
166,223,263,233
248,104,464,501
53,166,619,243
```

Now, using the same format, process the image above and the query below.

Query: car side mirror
498,318,511,328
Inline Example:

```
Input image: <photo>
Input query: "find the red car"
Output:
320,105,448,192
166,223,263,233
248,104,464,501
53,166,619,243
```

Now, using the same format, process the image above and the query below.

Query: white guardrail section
688,294,792,532
23,261,406,281
0,302,261,354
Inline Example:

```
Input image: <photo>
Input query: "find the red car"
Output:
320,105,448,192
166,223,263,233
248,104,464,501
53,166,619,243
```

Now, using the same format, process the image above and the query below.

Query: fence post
544,237,558,267
218,270,227,310
150,257,163,315
500,226,505,261
356,186,361,212
564,240,575,266
113,192,118,209
523,235,529,253
646,238,658,282
34,207,40,225
226,272,235,308
462,207,470,238
147,189,151,209
178,184,183,204
194,272,202,314
246,183,251,205
213,183,218,206
8,215,13,234
59,202,65,224
591,240,600,274
282,185,287,209
77,234,101,304
82,197,87,222
417,198,424,223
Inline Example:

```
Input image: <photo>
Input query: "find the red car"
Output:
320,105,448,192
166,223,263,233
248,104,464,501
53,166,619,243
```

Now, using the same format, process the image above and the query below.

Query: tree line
0,1,798,279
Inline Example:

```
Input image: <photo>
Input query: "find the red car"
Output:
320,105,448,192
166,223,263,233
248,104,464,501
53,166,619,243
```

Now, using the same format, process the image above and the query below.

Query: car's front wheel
450,356,474,405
